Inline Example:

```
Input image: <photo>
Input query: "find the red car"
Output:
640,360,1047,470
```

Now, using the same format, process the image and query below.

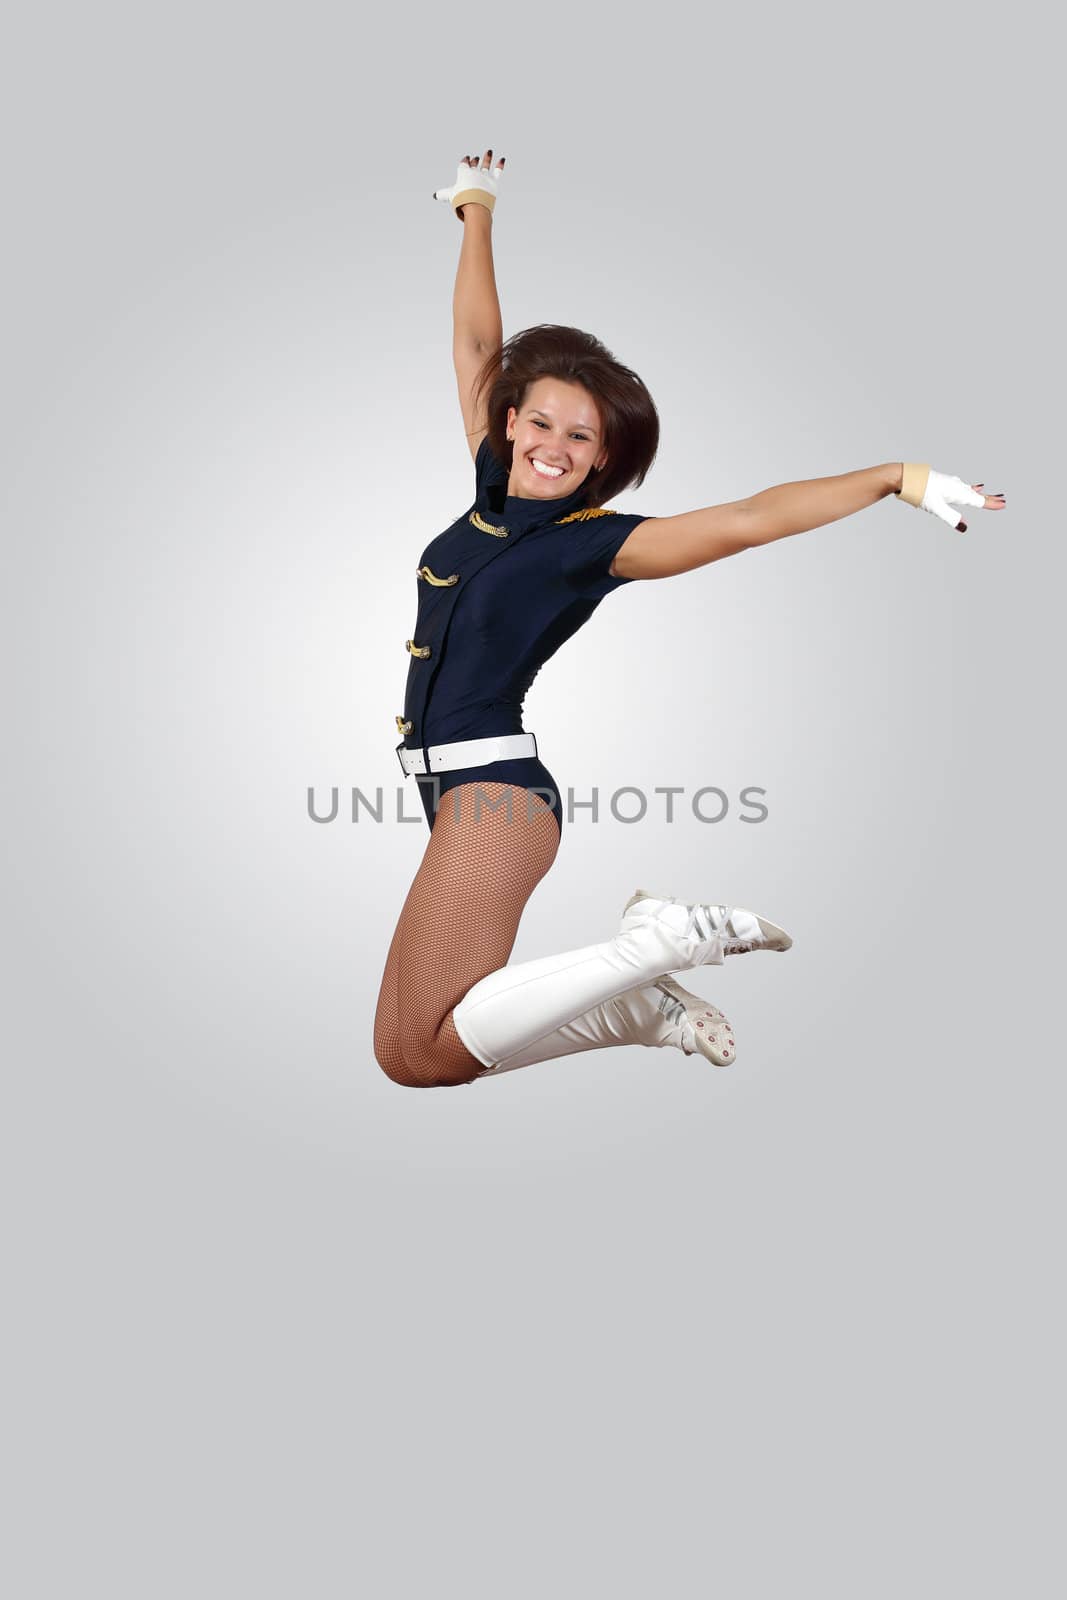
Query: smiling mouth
530,457,566,479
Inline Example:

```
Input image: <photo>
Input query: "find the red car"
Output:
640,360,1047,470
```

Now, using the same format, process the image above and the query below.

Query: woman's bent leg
373,875,425,1088
392,781,562,1087
376,775,775,1087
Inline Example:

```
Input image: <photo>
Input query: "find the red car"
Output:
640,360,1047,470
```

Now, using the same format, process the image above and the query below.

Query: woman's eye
531,419,588,441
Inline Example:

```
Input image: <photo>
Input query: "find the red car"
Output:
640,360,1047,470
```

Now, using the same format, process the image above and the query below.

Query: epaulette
555,507,616,524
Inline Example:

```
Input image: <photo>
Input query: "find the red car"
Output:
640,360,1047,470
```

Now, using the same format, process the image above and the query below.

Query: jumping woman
372,148,1005,1090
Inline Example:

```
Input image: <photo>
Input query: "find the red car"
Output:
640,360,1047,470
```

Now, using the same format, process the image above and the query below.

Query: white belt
396,731,538,776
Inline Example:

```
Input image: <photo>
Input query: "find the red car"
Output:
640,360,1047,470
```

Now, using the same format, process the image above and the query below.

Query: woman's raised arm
611,464,1006,580
439,151,505,461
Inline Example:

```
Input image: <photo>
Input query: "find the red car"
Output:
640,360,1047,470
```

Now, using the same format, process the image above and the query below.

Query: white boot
452,887,791,1071
623,889,792,955
480,975,737,1077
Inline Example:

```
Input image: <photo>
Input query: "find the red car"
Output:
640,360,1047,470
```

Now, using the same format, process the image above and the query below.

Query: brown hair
472,324,660,508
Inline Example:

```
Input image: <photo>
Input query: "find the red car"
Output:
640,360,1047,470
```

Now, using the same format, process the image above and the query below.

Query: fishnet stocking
373,782,561,1088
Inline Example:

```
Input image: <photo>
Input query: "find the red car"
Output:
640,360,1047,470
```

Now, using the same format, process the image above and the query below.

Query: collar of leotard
478,463,602,533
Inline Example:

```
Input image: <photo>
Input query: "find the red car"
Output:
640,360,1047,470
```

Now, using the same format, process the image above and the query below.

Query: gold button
405,639,432,659
396,715,413,735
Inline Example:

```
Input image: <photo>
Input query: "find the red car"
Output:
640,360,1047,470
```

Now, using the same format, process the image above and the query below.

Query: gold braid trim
469,510,508,537
555,507,614,524
416,565,459,586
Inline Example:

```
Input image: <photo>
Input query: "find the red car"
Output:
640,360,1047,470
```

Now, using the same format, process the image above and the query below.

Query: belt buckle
395,741,412,776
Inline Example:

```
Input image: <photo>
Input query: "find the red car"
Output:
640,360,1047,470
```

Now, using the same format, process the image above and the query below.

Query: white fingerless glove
432,159,502,220
896,463,986,532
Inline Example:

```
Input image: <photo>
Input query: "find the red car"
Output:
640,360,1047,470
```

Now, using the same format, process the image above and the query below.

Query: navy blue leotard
396,437,652,838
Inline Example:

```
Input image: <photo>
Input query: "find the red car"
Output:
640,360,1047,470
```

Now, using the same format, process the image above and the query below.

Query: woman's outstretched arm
448,151,504,459
611,463,1005,580
738,462,904,546
453,198,503,352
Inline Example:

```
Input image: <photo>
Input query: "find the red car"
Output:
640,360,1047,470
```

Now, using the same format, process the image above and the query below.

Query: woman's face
505,377,608,499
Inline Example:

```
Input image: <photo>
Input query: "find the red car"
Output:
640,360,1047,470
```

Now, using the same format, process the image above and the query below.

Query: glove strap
895,462,931,507
450,187,495,217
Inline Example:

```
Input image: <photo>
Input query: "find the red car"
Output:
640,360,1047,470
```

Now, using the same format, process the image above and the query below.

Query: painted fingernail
958,521,967,532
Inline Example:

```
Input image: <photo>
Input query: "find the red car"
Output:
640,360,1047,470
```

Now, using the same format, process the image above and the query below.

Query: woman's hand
433,150,505,220
897,464,1007,533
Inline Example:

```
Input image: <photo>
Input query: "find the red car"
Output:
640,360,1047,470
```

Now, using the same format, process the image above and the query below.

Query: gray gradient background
3,3,1062,1596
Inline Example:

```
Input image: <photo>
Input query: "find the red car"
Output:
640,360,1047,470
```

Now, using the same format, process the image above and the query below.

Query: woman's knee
381,1056,481,1089
395,1022,485,1087
373,1027,481,1089
375,1049,420,1088
372,1017,424,1089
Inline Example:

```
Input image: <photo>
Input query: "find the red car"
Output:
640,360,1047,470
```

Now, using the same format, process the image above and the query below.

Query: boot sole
654,977,736,1067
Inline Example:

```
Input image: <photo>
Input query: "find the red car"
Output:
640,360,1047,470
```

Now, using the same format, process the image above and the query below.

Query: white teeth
531,458,564,478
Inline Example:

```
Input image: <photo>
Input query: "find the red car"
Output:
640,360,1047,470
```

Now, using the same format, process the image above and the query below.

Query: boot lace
680,902,759,955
